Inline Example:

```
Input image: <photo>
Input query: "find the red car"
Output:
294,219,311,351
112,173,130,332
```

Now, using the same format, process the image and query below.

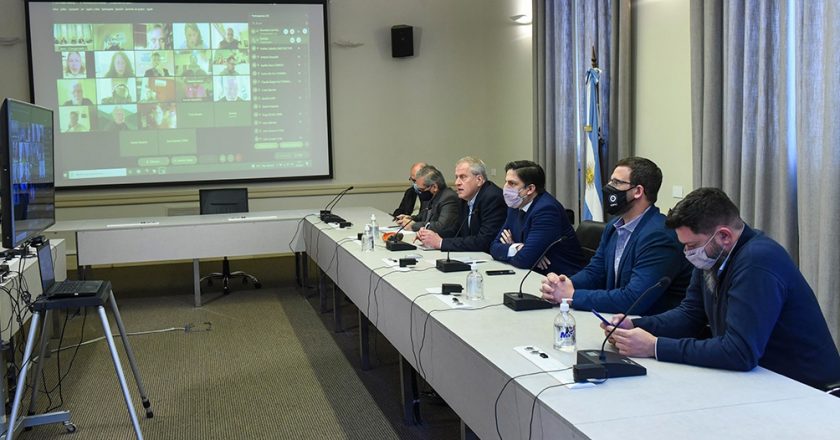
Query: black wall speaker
391,25,414,58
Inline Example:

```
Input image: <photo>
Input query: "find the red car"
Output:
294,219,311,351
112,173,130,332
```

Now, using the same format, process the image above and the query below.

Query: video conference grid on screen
27,2,330,187
5,101,56,248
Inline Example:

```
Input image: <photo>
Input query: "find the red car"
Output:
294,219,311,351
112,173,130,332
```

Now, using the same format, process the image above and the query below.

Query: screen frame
24,0,334,190
1,98,57,249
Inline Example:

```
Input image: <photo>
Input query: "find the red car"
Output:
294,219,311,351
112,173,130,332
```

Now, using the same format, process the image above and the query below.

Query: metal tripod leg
5,312,71,440
96,306,143,440
107,293,153,418
26,310,52,416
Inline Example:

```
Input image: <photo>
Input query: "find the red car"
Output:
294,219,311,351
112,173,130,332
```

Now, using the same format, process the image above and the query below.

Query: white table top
305,207,840,440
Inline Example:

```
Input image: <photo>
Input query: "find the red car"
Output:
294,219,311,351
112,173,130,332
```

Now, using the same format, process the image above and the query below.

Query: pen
591,310,614,326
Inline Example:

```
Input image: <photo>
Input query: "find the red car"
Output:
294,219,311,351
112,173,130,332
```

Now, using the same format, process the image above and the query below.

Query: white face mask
503,186,524,208
684,230,723,270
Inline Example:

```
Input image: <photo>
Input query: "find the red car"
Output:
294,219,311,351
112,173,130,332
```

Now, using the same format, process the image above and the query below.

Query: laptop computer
37,242,104,299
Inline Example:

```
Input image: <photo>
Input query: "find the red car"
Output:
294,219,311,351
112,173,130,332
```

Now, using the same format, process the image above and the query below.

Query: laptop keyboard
50,280,102,295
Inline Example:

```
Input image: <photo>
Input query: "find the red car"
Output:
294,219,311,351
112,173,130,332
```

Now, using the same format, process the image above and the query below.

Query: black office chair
575,220,607,265
199,188,262,294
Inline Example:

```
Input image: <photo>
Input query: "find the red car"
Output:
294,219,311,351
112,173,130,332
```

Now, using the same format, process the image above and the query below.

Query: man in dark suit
417,156,505,252
540,156,693,314
392,162,426,218
396,165,459,237
490,160,583,276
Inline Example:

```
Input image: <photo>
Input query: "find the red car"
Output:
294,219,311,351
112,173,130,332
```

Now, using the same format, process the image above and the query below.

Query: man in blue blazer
540,157,693,314
602,188,840,390
490,160,583,276
417,156,506,252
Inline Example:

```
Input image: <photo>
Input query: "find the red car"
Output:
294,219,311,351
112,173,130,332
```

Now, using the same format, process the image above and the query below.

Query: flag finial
591,46,598,68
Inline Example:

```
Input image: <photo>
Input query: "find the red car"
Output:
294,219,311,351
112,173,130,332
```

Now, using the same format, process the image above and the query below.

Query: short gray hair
417,165,446,189
457,156,487,179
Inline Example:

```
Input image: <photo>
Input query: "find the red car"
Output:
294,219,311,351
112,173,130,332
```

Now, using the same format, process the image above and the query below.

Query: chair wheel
64,421,77,433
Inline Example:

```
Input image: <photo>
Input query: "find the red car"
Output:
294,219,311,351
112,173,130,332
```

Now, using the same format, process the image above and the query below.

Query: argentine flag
582,67,603,221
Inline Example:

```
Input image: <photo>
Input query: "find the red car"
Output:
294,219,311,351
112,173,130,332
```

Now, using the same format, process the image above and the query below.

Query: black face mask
418,189,433,202
602,184,632,215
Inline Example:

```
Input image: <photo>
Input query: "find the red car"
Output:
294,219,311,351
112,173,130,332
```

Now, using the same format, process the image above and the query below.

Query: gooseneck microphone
502,235,570,311
573,276,672,382
320,186,353,223
435,209,472,272
385,221,417,251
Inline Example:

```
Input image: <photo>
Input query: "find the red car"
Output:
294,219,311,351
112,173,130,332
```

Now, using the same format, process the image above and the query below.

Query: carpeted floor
8,285,458,439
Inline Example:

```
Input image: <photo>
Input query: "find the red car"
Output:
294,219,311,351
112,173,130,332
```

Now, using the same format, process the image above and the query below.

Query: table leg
333,286,343,332
193,259,201,307
400,355,422,425
359,311,370,371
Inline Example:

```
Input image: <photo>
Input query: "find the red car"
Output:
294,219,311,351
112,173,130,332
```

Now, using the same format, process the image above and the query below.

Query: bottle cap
560,298,570,312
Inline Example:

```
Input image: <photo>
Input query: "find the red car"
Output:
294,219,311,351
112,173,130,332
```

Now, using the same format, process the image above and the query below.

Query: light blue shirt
613,207,650,276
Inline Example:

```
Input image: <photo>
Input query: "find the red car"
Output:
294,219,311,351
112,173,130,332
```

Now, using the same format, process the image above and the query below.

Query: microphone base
503,292,554,311
386,240,417,251
435,259,471,273
573,349,646,381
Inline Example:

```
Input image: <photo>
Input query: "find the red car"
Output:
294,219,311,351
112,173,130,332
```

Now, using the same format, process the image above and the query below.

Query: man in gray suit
396,165,460,237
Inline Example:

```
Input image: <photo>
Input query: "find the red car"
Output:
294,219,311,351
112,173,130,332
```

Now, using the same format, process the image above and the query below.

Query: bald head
410,162,426,182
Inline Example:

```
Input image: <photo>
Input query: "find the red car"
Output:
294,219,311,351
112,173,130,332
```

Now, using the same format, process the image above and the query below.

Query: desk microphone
435,208,473,272
573,276,671,382
502,235,570,311
320,186,353,222
385,221,416,251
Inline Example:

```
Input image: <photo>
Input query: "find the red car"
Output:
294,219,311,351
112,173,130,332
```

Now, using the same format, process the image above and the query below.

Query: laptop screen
37,243,55,293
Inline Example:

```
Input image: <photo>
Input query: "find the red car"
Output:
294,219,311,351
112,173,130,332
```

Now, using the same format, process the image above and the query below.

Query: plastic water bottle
553,298,576,352
466,262,484,300
369,214,379,242
361,224,373,252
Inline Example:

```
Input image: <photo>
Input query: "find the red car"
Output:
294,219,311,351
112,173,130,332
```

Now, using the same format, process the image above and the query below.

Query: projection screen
26,0,331,188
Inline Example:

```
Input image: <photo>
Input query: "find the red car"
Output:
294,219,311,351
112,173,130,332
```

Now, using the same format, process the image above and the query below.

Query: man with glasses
396,165,460,237
598,187,840,390
540,156,692,314
393,162,427,218
489,160,584,275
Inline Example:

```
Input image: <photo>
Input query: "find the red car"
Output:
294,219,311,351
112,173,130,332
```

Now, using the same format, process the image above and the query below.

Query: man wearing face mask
489,160,583,275
599,188,840,389
540,156,692,313
393,162,427,218
395,165,460,237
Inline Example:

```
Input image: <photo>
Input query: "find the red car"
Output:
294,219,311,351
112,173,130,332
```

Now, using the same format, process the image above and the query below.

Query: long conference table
46,209,313,306
304,207,840,440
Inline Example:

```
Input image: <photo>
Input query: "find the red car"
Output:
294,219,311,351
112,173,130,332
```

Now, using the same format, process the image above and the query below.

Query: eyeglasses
608,178,633,187
409,177,417,183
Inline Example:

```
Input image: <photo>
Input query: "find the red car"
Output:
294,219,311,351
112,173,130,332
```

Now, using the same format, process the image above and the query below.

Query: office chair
198,188,262,294
575,220,607,265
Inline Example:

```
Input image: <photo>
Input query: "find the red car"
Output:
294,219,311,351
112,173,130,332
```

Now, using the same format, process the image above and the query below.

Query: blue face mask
412,182,421,194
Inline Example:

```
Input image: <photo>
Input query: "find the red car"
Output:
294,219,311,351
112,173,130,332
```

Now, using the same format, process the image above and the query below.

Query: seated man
489,160,583,275
601,187,840,390
396,165,459,237
392,162,426,218
417,156,506,252
540,157,693,314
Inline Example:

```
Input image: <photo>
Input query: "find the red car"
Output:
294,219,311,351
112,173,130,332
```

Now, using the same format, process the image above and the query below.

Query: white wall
0,0,534,220
632,0,693,212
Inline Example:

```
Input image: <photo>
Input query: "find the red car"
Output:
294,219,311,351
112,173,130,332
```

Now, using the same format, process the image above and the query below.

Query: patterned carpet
13,287,406,439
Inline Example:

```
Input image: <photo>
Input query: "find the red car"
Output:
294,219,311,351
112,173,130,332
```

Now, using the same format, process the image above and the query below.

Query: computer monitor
0,98,56,249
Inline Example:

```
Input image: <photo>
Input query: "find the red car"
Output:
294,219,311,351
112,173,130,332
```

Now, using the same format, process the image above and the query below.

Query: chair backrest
576,220,607,264
199,188,249,215
565,209,575,226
